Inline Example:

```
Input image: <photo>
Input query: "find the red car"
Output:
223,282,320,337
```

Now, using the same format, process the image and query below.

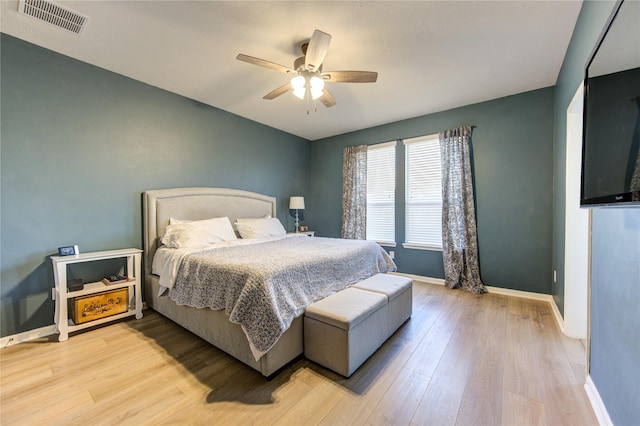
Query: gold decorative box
71,288,128,324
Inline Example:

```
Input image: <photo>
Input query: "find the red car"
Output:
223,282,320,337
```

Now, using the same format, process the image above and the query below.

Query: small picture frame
300,225,309,232
58,245,79,256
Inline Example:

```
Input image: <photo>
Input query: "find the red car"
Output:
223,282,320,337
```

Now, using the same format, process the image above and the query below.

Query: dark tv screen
581,0,640,207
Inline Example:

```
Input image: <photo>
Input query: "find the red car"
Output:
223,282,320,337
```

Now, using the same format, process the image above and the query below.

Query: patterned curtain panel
440,126,487,294
342,145,367,239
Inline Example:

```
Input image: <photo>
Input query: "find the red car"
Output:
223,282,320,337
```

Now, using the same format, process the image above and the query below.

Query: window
404,134,443,250
366,141,396,245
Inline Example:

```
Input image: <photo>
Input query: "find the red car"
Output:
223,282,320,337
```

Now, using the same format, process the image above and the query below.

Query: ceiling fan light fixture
291,75,306,99
310,76,324,100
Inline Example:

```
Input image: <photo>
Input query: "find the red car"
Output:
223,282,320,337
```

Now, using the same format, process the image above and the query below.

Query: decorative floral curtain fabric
342,145,367,239
440,126,487,294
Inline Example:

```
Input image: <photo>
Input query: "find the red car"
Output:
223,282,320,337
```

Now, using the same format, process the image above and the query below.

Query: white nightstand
51,248,143,341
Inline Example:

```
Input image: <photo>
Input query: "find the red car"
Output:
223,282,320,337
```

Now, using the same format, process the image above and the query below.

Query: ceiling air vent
18,0,89,34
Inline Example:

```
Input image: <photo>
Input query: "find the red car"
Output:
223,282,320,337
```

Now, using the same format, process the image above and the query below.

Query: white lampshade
310,76,324,100
291,75,324,100
291,75,306,100
289,196,305,210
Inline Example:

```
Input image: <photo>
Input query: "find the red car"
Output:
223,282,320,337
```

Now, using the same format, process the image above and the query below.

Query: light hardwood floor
1,281,597,425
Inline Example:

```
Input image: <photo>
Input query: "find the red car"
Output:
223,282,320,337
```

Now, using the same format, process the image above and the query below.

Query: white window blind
366,141,396,244
404,134,443,250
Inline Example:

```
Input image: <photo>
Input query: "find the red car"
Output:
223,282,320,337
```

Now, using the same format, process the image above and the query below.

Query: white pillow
161,217,237,248
235,214,272,222
234,217,286,239
169,217,191,225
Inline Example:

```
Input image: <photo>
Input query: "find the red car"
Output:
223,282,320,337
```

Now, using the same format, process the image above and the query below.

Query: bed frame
143,187,303,377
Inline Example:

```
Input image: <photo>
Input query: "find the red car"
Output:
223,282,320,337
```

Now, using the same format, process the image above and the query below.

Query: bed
143,187,395,377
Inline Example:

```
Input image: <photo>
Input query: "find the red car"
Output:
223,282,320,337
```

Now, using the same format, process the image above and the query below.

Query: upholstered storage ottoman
304,287,388,377
352,273,413,339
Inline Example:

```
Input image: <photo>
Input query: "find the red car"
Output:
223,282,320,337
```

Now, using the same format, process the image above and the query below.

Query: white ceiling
0,0,583,141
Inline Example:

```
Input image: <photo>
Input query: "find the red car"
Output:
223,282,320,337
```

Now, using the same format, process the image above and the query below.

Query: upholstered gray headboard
143,187,277,282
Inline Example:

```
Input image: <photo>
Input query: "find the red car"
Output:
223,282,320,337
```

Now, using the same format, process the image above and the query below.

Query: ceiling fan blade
236,54,294,74
263,83,291,100
322,71,378,83
319,88,336,108
305,30,331,72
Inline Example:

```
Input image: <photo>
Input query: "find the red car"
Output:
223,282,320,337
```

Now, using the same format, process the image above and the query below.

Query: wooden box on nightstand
70,288,129,324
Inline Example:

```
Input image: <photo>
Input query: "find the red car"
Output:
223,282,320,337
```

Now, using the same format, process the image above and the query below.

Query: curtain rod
399,125,477,142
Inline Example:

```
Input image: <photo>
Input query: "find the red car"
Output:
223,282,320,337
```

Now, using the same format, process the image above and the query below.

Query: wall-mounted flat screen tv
582,0,640,207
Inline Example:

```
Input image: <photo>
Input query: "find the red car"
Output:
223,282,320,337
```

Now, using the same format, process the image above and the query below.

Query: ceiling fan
237,30,378,111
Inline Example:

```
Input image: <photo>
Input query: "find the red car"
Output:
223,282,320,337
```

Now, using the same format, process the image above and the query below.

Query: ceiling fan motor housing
294,56,305,71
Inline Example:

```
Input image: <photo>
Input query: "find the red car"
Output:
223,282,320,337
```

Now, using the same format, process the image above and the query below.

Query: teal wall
554,1,640,425
311,88,555,294
552,0,619,316
590,208,640,425
0,34,310,337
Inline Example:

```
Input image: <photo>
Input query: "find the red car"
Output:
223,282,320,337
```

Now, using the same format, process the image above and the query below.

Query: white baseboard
486,285,554,303
392,272,563,331
0,325,56,348
548,295,565,334
393,272,554,301
585,375,613,426
391,272,445,287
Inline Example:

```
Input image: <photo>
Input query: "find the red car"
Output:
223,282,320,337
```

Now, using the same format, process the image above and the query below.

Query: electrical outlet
389,251,395,259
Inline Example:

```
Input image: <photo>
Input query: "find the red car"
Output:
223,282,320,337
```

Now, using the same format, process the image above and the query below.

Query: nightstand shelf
66,279,134,298
51,248,143,341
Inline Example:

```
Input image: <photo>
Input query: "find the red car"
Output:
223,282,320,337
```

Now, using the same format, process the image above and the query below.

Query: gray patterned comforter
168,236,396,360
